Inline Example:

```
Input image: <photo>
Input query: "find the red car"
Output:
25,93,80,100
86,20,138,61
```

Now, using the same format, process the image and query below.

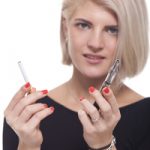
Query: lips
83,54,105,64
84,54,104,59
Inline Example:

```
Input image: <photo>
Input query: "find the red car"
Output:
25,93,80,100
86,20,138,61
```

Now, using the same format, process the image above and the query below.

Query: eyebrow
105,25,118,28
74,18,92,25
74,18,118,27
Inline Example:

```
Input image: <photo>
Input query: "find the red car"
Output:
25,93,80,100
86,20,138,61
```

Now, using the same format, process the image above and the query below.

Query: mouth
83,54,105,64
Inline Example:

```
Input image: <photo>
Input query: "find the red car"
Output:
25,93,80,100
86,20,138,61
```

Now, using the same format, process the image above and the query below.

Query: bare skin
4,84,54,150
48,82,143,113
4,1,144,149
48,81,143,150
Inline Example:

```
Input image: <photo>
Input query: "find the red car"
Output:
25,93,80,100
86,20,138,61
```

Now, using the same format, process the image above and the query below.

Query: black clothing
3,97,150,150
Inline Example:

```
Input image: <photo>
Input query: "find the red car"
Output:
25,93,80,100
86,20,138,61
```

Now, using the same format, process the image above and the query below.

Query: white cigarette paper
18,61,29,82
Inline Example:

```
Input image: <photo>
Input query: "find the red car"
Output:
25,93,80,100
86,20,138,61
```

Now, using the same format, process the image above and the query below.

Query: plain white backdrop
0,0,150,149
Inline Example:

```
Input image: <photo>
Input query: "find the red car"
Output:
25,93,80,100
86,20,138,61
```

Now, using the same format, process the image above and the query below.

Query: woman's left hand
78,86,121,149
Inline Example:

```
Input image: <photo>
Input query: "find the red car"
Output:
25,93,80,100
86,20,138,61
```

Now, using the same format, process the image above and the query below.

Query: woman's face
64,1,118,79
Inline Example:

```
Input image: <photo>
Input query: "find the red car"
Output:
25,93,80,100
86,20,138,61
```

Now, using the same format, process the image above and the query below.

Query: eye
75,22,91,30
106,26,119,36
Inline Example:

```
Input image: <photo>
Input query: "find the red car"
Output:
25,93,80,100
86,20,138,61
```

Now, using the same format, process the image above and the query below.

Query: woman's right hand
4,82,54,149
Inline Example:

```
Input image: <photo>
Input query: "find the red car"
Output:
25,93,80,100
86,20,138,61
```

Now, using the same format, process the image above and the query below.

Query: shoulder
120,97,150,112
47,82,67,103
116,84,150,119
116,84,145,108
36,83,67,106
116,97,150,136
114,97,150,150
118,97,150,133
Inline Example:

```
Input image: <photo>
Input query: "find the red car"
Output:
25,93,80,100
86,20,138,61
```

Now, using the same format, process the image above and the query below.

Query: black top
3,97,150,150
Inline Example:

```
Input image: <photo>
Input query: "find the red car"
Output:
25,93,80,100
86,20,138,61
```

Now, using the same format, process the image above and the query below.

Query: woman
3,0,150,150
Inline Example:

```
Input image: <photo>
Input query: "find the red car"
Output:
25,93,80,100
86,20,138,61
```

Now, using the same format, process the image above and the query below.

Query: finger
27,106,55,129
78,109,95,133
102,87,120,115
80,97,102,123
30,87,36,93
27,87,36,95
89,86,112,120
4,83,31,115
12,90,48,117
19,103,48,123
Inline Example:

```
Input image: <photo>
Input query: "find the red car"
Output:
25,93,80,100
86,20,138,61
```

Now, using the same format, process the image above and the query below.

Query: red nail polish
41,90,48,95
89,86,95,93
49,106,55,112
24,82,30,88
79,96,84,101
103,87,109,94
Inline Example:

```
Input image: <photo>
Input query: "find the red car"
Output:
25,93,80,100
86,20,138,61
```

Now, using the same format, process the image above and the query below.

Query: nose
87,30,104,52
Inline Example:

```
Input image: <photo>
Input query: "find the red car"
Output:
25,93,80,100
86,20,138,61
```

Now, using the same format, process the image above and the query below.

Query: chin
83,72,106,80
75,65,108,79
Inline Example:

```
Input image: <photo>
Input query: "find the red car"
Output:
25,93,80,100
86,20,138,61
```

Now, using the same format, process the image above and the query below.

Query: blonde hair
60,0,149,83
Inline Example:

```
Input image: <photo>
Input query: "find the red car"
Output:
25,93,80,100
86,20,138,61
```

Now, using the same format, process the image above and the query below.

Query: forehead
71,1,117,24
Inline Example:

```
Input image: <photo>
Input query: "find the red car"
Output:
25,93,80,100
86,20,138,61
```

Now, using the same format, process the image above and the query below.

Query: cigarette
18,61,29,83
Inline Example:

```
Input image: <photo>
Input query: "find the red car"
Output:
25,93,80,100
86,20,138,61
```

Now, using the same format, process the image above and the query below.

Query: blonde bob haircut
60,0,149,83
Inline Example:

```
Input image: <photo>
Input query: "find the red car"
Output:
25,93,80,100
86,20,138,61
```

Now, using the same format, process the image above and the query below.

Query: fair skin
4,1,143,150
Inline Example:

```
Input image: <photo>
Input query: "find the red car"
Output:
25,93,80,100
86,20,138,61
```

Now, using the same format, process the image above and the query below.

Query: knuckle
24,106,33,115
19,99,27,108
34,113,41,120
102,106,111,114
89,107,98,115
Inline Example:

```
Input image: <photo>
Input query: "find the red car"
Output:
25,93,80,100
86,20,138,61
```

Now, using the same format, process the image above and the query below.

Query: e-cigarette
99,59,120,91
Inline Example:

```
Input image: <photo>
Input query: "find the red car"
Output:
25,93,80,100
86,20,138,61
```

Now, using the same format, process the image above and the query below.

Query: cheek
104,36,117,54
68,29,88,53
67,34,79,60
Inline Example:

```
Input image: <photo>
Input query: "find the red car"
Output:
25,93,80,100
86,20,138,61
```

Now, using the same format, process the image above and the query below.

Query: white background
0,0,150,149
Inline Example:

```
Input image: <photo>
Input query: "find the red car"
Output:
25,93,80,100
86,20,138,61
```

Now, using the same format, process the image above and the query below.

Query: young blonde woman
3,0,150,150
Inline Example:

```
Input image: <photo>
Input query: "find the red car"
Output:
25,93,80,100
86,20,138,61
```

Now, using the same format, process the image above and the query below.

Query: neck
66,68,106,101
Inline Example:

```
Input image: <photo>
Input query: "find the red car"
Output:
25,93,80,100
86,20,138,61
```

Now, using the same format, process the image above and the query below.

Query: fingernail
103,87,109,94
89,86,95,93
24,82,30,88
49,106,55,112
79,96,84,101
41,90,48,95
